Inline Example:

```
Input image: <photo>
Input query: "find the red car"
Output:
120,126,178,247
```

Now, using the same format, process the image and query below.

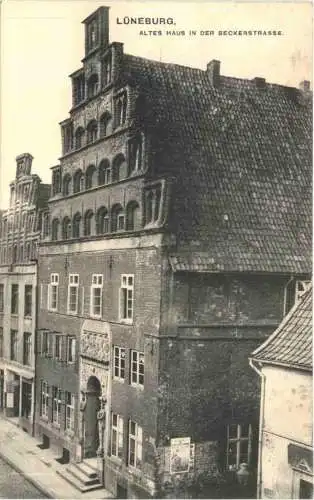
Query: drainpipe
31,257,39,438
249,358,265,500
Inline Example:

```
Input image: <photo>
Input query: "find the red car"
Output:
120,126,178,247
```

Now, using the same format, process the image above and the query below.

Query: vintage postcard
0,1,312,499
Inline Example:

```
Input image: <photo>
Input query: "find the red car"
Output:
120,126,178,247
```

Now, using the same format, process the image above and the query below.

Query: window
120,275,134,322
40,381,49,419
112,154,126,183
115,92,127,127
99,112,111,137
52,169,61,196
102,57,112,87
67,337,76,363
51,219,60,241
96,207,109,234
128,135,143,174
23,332,32,365
72,212,81,238
21,381,32,419
65,392,75,432
295,281,311,303
299,479,313,499
85,165,96,189
98,159,110,185
13,245,18,263
90,274,103,318
73,169,83,193
118,214,125,231
87,21,98,51
63,123,73,154
10,329,18,361
145,185,162,225
41,331,48,356
48,274,59,311
24,285,32,317
84,210,94,236
128,421,142,469
114,346,126,380
111,414,123,459
54,335,62,361
52,387,62,426
11,284,19,314
43,214,49,238
68,274,79,314
126,201,140,231
111,204,124,233
87,74,99,98
0,284,4,312
0,327,3,357
226,424,253,471
73,74,85,106
62,174,71,196
75,127,84,150
87,120,98,144
131,350,144,387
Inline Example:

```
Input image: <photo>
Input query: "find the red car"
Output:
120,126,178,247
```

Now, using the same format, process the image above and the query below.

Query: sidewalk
0,417,113,499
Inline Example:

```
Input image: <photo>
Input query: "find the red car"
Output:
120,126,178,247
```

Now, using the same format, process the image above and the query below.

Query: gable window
114,346,126,381
24,285,32,317
0,284,4,312
51,218,60,241
11,284,19,315
75,127,84,150
115,92,127,127
23,332,32,366
62,216,71,240
67,337,76,364
48,273,59,312
111,413,123,459
72,212,81,238
52,169,61,196
65,392,75,432
227,423,253,471
145,185,162,225
131,350,144,387
63,123,73,154
128,420,142,469
68,274,79,314
102,56,112,87
87,20,98,51
90,274,103,318
73,74,85,106
87,74,99,99
84,210,94,236
40,381,49,419
128,135,143,174
87,120,98,144
120,275,134,322
52,387,62,426
100,112,111,137
10,329,18,361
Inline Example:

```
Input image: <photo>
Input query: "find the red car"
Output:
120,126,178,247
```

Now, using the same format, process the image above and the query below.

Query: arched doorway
84,376,101,458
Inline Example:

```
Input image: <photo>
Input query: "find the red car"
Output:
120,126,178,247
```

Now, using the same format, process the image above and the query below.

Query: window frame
54,334,63,361
111,413,124,460
128,420,143,470
119,274,134,323
226,423,253,471
90,274,103,318
40,380,49,420
10,329,18,361
113,346,126,382
52,387,62,427
67,336,76,364
65,392,75,433
11,284,19,315
67,274,79,315
24,284,32,317
48,273,59,312
130,350,144,388
23,332,32,366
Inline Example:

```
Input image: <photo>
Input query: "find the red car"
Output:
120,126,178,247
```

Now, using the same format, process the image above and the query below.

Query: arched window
51,219,59,241
87,74,99,99
111,204,124,233
128,135,143,174
73,169,83,194
145,185,162,225
75,127,85,149
115,93,127,127
62,217,71,240
84,210,94,236
62,174,71,196
99,112,111,137
126,201,140,231
98,159,110,185
96,206,109,234
52,169,61,196
112,154,126,183
43,214,49,238
85,164,96,189
72,212,81,238
87,120,98,144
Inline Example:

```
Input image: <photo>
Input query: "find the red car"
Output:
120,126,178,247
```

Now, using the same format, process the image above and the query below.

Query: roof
251,284,312,371
122,55,312,273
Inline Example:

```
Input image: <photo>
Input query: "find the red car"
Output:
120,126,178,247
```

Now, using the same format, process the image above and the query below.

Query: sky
0,0,312,208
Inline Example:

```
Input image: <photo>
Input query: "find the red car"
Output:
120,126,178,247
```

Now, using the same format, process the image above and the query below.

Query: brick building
34,6,312,498
250,284,312,499
0,153,50,434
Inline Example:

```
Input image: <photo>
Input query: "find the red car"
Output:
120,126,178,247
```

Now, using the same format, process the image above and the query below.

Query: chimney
299,80,311,92
207,60,221,87
253,77,266,89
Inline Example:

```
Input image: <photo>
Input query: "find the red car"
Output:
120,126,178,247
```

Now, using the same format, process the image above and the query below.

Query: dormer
82,7,109,58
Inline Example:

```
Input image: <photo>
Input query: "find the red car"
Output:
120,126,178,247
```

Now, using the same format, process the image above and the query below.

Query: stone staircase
57,458,103,493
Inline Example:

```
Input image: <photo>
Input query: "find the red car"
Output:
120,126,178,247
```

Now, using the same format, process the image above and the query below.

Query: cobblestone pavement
0,456,47,499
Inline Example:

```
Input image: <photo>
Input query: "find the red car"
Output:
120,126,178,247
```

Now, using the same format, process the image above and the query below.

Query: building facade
34,6,312,499
250,285,313,500
0,153,50,433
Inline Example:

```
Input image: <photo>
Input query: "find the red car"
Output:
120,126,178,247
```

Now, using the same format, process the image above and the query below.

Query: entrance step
57,460,103,493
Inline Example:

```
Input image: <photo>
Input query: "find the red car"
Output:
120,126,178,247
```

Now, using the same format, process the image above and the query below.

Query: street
0,457,47,499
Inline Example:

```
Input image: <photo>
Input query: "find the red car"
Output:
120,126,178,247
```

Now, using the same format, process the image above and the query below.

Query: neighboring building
250,284,313,500
34,6,312,499
0,153,50,434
